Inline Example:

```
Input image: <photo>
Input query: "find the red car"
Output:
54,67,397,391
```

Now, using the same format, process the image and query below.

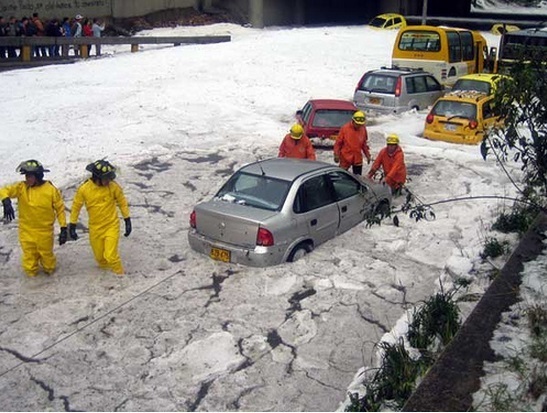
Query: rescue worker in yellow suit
68,160,131,275
0,160,68,276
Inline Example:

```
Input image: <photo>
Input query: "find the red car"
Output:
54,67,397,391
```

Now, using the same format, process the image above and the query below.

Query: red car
296,99,358,145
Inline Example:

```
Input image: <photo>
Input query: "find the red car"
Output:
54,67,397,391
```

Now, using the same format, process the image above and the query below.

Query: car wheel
374,200,391,218
412,105,419,112
288,243,312,262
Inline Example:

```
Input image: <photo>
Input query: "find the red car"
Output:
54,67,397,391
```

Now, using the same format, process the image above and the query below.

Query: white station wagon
188,158,392,267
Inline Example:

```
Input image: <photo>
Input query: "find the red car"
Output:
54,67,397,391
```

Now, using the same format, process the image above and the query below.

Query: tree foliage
481,46,547,201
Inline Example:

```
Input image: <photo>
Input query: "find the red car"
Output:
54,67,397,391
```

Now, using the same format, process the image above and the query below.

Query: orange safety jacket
334,122,371,169
278,134,316,160
368,145,407,189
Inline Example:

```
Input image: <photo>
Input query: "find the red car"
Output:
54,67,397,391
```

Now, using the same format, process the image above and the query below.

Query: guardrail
0,35,231,61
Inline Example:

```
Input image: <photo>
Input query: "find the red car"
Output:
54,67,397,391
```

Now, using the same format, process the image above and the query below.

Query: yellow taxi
451,73,509,96
490,23,520,36
368,13,406,30
423,91,502,145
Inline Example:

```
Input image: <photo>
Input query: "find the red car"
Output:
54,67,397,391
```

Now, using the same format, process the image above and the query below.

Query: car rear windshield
312,109,355,128
358,74,397,94
452,79,492,94
215,172,291,211
432,100,477,119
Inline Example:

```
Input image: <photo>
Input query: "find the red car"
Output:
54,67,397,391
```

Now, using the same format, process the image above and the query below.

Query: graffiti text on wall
0,1,109,15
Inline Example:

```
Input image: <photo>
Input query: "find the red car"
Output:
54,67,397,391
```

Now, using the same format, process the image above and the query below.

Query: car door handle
341,206,347,212
310,219,317,226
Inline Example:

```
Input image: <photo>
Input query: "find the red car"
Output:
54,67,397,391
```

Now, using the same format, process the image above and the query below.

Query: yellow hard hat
352,110,366,125
290,124,304,139
386,133,400,145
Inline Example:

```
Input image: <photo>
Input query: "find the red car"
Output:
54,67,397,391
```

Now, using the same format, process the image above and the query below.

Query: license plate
369,97,381,105
210,247,231,262
444,123,457,131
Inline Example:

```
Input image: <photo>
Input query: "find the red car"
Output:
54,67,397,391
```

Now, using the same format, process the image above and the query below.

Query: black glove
59,227,68,245
2,198,15,222
124,217,132,237
68,223,78,240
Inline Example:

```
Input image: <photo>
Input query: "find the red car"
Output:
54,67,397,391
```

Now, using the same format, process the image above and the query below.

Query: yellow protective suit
0,181,67,276
69,179,130,274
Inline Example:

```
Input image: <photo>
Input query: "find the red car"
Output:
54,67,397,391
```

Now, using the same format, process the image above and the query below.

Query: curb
403,212,547,411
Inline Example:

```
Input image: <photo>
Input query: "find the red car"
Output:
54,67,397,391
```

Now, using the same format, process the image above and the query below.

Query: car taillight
426,113,434,124
395,76,402,97
469,119,478,129
190,210,196,228
257,227,274,246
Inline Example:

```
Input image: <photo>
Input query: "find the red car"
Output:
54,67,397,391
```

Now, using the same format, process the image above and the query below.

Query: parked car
295,99,358,146
188,158,392,267
490,23,520,36
353,66,444,114
423,91,502,145
368,13,407,30
451,73,509,96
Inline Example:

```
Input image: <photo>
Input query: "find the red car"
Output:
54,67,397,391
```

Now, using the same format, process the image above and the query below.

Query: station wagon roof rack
381,65,425,72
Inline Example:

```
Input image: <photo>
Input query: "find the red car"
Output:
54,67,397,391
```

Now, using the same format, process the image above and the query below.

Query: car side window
302,103,313,123
414,76,427,93
425,75,441,91
405,77,415,94
294,175,335,213
327,171,362,201
394,17,401,25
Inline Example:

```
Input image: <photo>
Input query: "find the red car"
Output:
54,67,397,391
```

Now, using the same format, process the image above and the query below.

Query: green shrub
491,207,537,235
408,289,461,351
480,237,509,259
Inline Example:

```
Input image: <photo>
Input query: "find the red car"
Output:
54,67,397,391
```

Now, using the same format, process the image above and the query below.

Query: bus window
461,31,474,61
447,31,462,63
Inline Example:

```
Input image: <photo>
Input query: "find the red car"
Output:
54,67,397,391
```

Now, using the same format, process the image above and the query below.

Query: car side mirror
296,110,303,116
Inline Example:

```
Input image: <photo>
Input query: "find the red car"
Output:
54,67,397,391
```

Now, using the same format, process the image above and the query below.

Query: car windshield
359,74,397,93
215,172,291,211
312,109,355,128
369,17,387,28
452,79,492,94
432,100,477,119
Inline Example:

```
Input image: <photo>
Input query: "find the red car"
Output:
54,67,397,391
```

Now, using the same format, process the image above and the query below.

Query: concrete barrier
403,212,547,411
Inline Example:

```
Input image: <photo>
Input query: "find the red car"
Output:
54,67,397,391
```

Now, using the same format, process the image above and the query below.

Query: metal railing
0,35,231,61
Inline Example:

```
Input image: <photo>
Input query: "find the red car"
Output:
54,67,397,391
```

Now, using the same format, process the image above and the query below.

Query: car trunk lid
194,200,277,247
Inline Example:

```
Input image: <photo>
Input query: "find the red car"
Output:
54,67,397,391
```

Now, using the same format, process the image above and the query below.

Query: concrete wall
112,0,194,18
0,0,195,20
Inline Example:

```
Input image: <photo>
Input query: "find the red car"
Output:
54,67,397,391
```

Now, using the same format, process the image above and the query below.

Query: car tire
288,242,312,262
374,200,391,218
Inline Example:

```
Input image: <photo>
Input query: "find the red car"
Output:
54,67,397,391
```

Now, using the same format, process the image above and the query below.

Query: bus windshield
398,31,440,52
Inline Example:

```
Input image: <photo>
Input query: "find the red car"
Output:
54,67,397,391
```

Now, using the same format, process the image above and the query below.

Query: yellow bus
392,25,489,87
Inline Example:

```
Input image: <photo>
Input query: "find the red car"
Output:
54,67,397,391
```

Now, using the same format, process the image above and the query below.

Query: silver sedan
188,158,392,266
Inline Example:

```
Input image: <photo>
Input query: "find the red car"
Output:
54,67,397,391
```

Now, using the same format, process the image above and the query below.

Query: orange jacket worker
278,124,316,160
368,134,407,191
333,110,371,175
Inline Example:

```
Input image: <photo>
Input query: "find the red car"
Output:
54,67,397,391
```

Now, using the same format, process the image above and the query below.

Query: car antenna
256,156,266,176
